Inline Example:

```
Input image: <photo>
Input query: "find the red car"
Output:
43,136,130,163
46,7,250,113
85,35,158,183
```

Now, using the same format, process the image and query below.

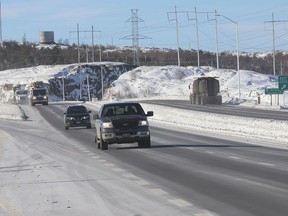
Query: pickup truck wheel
100,135,108,150
138,137,151,148
65,126,69,130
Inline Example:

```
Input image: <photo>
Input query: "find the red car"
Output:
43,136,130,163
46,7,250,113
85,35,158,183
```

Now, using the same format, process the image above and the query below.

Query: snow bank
0,104,25,120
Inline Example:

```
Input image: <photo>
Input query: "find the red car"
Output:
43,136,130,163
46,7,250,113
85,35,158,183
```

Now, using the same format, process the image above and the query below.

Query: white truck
30,81,49,106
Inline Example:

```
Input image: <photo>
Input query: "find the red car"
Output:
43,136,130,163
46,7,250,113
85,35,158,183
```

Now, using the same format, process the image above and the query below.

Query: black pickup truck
94,102,153,150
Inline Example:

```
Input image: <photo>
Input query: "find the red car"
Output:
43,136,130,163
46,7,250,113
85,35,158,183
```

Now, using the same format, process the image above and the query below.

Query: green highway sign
278,75,288,84
265,88,283,95
278,75,288,91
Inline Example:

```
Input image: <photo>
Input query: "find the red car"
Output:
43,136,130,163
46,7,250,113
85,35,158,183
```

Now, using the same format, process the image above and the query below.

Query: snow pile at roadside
0,104,24,120
139,103,288,148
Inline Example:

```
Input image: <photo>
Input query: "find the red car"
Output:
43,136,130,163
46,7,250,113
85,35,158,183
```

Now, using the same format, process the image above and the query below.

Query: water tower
39,31,55,44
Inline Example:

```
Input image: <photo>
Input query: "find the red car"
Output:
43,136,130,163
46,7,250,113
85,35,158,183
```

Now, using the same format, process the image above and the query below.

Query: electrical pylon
122,9,150,66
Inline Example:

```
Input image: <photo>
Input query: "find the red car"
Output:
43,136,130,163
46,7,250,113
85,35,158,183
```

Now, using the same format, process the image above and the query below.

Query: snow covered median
0,104,25,120
139,103,288,148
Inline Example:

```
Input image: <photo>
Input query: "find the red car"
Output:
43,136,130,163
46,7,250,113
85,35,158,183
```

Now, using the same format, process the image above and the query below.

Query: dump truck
29,81,49,106
189,77,222,105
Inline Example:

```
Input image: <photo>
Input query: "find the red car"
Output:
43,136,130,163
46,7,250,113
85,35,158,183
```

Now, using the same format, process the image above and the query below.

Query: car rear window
67,106,87,114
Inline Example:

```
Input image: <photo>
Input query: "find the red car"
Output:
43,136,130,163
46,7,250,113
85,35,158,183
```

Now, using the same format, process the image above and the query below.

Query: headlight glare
103,122,113,128
138,120,148,126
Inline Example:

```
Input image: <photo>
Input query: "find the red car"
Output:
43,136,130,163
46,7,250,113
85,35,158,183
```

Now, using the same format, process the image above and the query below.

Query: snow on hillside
104,65,280,106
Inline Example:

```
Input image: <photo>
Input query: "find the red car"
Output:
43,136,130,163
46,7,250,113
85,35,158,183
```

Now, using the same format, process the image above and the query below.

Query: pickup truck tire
100,134,108,150
86,123,91,129
138,137,151,148
65,126,69,130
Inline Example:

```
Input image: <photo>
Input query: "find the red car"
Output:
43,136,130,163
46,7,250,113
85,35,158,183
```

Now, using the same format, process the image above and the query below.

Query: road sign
278,75,288,91
265,88,282,95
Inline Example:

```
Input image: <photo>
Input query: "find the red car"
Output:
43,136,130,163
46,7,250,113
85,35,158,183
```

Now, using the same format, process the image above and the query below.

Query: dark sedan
64,105,91,130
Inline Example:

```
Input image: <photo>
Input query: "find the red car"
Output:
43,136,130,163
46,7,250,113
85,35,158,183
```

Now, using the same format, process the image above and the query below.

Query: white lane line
104,163,115,167
97,159,107,163
169,198,192,207
112,168,125,172
148,188,168,195
134,180,150,186
205,151,215,154
195,211,216,216
78,147,87,151
258,162,275,167
82,150,90,153
91,156,100,159
228,155,241,160
122,173,137,179
87,152,97,156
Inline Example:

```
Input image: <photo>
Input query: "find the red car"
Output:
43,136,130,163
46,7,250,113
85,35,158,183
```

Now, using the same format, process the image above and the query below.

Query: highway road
32,102,288,216
141,99,288,121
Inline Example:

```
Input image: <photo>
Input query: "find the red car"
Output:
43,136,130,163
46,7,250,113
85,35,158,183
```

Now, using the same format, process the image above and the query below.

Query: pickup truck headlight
43,96,48,99
138,120,148,126
66,117,75,120
102,122,113,128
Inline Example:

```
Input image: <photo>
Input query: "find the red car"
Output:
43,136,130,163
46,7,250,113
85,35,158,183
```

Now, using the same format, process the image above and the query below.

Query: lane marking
169,198,192,207
104,163,115,167
112,168,125,172
87,152,97,156
258,162,275,167
134,180,150,186
195,211,216,216
148,188,168,195
228,156,241,160
122,173,137,179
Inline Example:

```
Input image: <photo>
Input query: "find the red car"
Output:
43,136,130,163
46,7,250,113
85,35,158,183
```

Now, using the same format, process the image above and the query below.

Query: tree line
0,40,287,75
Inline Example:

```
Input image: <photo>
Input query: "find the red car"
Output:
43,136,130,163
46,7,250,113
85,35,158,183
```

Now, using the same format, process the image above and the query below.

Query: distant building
39,31,55,44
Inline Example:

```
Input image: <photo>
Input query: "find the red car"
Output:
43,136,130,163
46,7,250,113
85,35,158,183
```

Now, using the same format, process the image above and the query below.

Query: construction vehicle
29,81,49,106
13,84,28,104
189,77,222,105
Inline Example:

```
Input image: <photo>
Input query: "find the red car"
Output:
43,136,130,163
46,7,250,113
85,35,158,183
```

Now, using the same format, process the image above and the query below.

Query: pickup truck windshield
103,104,144,117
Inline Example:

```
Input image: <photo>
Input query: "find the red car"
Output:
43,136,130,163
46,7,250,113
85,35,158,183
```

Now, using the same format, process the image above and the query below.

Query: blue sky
2,0,288,52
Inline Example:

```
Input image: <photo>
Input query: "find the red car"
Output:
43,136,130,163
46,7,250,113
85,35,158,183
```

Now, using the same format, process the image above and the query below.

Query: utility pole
70,25,101,100
265,13,288,76
0,1,2,47
216,13,240,98
167,6,182,66
122,9,150,66
187,7,200,67
207,10,219,70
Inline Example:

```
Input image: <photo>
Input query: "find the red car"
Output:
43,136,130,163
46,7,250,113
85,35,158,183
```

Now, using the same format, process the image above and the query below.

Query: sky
1,1,288,52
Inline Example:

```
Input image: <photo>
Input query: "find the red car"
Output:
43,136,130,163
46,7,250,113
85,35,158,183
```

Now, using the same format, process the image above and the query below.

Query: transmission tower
122,9,150,66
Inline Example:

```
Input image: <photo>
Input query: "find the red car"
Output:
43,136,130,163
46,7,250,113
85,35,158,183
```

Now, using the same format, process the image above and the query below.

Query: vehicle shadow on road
111,143,263,150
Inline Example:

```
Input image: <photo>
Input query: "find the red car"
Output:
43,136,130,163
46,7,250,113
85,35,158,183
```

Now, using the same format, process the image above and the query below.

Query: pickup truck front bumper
102,130,150,144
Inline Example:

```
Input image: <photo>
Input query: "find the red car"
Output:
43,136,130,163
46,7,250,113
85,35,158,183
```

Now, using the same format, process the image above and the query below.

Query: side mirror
146,111,153,117
64,112,66,115
88,110,92,113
